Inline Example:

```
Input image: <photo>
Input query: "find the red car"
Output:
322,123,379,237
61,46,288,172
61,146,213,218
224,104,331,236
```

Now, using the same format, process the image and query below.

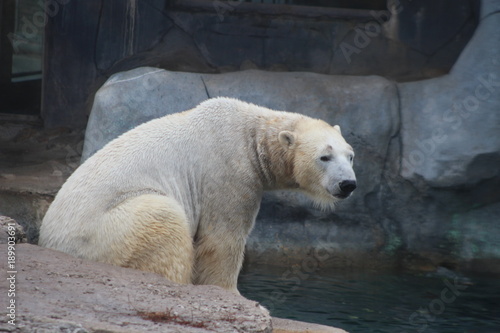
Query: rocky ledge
0,219,346,333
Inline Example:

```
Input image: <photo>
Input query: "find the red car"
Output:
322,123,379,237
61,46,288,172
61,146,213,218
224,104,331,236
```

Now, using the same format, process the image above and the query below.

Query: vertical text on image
6,222,17,326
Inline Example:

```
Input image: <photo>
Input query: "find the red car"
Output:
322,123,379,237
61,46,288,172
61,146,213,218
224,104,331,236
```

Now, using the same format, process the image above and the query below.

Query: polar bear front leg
193,228,247,294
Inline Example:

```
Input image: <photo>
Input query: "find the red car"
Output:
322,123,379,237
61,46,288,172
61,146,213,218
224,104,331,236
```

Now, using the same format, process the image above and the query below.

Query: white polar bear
39,97,356,293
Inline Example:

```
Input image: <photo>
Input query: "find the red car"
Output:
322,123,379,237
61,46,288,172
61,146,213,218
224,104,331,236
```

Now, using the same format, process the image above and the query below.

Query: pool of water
238,266,500,333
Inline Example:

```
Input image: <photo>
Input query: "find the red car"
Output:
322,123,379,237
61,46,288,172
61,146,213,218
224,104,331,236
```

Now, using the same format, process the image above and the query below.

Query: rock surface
81,68,209,160
77,0,500,275
272,318,345,333
395,4,500,262
42,0,478,128
0,216,27,245
0,121,82,243
399,7,500,187
0,244,347,333
0,244,274,332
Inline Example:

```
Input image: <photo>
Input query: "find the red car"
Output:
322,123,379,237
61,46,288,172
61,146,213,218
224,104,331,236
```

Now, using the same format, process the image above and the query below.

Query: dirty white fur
39,97,355,293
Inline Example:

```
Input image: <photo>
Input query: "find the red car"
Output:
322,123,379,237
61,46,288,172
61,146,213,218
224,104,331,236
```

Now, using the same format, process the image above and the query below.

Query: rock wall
42,0,477,128
397,0,500,272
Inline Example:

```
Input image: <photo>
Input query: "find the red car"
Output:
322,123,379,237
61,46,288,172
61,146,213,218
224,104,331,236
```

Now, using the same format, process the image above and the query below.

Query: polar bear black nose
339,180,357,194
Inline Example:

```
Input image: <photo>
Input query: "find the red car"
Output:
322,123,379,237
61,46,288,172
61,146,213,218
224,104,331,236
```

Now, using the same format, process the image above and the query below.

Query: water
238,266,500,333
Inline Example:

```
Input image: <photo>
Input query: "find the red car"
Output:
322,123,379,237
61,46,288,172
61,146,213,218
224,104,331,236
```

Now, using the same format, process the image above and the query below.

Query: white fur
39,97,355,292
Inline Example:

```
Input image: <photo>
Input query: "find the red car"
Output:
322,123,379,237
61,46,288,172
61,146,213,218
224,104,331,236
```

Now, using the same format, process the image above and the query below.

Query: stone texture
395,2,500,268
0,244,346,333
81,68,209,160
0,121,83,243
399,11,500,188
452,202,500,261
42,0,477,128
0,216,26,245
0,244,272,333
272,318,347,333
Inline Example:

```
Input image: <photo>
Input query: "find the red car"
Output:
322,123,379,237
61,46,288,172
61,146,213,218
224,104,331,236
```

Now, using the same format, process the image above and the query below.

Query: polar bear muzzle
336,179,357,198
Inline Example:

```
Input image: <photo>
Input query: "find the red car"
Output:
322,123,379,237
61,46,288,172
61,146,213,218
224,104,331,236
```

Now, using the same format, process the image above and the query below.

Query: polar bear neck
252,112,302,190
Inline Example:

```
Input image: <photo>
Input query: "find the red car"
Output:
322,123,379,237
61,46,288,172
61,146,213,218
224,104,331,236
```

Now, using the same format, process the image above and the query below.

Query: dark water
238,266,500,333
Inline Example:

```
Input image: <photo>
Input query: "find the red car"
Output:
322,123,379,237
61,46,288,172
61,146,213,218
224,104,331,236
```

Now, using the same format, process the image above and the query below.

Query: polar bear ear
333,125,342,134
278,131,296,148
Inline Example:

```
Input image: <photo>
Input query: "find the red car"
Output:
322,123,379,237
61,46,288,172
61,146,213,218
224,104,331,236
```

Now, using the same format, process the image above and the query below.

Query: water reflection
238,266,500,333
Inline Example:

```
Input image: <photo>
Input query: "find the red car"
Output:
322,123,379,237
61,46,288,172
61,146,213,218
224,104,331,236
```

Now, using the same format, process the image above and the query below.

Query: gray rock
399,9,500,188
0,244,272,333
0,216,27,244
0,244,347,333
82,68,209,161
393,5,500,267
42,0,478,129
452,202,500,260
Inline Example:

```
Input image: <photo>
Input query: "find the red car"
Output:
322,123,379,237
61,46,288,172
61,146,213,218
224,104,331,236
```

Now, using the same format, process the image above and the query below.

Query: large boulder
81,68,209,160
82,68,399,268
395,1,500,266
399,2,500,187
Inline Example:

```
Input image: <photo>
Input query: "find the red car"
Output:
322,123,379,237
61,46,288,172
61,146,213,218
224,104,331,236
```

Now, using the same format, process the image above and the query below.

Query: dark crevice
421,11,477,70
480,9,500,22
393,81,404,177
93,0,106,75
200,75,210,98
166,15,217,71
142,0,214,69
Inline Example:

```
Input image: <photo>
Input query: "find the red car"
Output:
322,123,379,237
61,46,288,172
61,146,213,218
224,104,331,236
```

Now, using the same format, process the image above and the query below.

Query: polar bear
39,97,356,293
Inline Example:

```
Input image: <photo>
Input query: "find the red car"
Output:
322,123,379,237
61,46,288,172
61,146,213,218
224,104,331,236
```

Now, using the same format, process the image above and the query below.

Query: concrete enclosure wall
41,0,478,128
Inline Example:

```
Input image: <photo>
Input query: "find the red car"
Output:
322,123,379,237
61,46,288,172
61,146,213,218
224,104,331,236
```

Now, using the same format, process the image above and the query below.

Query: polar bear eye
320,155,332,162
349,154,354,162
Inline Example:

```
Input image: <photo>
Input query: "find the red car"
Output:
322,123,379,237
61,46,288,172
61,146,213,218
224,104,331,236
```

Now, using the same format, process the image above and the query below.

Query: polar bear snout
329,179,357,199
339,180,357,196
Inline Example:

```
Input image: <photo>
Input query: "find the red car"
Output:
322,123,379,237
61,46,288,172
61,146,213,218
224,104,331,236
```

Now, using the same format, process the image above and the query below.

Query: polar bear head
278,119,356,209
